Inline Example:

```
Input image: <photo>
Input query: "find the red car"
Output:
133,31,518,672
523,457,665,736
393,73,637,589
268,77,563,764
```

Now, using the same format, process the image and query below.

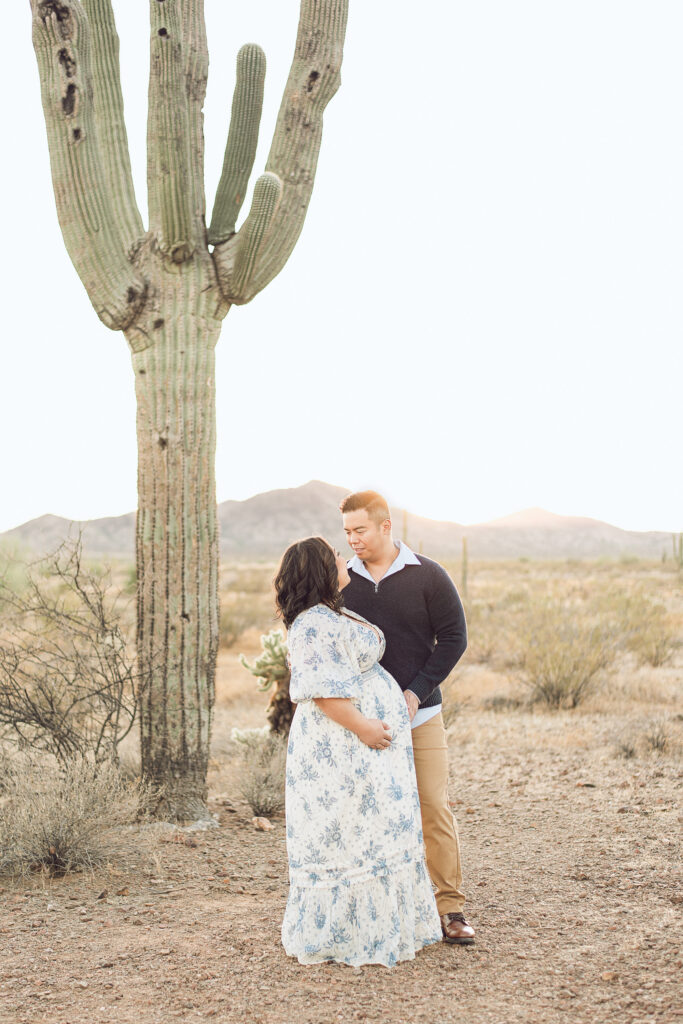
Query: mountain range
0,481,674,562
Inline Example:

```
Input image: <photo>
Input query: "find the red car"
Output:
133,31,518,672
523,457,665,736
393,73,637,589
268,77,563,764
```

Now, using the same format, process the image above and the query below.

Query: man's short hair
339,490,391,527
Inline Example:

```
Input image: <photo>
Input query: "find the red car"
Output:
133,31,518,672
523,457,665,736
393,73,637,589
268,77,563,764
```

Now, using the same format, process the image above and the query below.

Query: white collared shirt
347,541,442,730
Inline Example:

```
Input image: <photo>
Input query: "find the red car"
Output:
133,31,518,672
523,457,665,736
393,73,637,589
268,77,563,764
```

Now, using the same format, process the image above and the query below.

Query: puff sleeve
287,606,363,702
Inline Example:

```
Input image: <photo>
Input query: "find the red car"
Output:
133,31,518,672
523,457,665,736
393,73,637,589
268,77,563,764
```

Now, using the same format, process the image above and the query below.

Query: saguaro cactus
30,0,348,820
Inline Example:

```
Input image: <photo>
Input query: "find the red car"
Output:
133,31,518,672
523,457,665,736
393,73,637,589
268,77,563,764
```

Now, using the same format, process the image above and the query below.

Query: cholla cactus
240,629,294,735
30,0,348,819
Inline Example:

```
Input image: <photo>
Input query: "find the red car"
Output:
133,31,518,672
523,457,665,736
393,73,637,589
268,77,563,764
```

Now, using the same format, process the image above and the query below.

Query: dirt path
0,708,680,1024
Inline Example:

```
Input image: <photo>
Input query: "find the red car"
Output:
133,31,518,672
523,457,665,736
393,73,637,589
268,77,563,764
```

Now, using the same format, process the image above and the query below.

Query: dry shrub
616,738,637,760
625,601,679,668
222,566,274,595
591,588,680,667
232,728,286,817
441,671,469,728
219,593,274,648
0,755,147,876
462,601,498,664
515,600,617,708
613,717,680,760
0,538,140,765
482,694,527,713
644,720,669,753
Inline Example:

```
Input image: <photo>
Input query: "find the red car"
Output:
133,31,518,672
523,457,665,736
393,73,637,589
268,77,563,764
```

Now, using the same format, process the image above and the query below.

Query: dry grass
0,755,148,876
218,563,278,650
231,728,287,817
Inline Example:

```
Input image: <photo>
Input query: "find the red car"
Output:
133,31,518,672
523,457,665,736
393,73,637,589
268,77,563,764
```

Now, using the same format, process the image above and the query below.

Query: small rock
252,817,274,831
115,887,129,896
75,981,88,989
601,971,619,982
96,890,108,901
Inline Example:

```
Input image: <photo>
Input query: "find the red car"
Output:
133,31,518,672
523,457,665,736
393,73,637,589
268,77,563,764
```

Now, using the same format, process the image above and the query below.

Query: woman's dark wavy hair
274,536,343,628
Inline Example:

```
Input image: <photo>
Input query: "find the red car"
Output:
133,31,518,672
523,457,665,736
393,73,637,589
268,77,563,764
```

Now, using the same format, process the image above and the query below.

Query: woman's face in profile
331,547,351,591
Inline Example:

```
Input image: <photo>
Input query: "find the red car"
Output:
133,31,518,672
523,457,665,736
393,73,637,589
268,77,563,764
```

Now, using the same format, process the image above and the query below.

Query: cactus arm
208,44,266,246
146,0,195,263
179,0,209,253
30,0,146,330
213,173,282,304
80,0,144,255
257,0,348,292
213,0,348,305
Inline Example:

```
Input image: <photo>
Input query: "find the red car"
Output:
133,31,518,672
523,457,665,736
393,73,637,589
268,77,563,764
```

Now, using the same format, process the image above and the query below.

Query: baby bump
359,665,410,737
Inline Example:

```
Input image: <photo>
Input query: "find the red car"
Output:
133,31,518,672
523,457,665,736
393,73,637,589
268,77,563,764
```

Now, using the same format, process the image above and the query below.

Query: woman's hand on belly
312,698,392,749
356,718,392,750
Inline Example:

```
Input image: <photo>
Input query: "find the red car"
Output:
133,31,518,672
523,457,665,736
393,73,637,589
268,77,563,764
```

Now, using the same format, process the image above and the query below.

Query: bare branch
0,538,141,766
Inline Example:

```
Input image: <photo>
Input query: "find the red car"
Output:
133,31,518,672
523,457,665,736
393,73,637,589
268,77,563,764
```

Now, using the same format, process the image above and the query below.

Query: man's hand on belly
404,690,419,722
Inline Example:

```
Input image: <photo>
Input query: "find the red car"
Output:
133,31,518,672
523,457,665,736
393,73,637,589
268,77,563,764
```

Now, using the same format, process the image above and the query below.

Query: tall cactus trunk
131,269,221,820
31,0,348,821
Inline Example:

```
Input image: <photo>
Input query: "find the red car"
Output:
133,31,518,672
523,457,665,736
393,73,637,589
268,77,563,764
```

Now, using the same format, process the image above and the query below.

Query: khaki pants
412,712,466,915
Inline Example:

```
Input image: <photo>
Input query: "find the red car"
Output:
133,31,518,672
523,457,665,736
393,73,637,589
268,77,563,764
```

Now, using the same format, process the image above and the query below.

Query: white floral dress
281,603,441,967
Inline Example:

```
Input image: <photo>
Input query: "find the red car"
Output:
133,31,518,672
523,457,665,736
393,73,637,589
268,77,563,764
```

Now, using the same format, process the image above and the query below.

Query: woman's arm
313,698,392,749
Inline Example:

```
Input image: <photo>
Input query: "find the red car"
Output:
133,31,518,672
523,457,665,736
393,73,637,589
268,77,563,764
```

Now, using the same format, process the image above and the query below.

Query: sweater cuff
406,674,435,705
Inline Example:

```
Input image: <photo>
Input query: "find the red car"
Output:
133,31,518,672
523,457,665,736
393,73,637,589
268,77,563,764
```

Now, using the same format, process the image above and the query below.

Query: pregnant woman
275,537,441,967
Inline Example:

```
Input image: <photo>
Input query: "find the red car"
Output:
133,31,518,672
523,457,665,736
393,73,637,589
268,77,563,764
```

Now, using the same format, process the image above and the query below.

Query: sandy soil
1,664,681,1024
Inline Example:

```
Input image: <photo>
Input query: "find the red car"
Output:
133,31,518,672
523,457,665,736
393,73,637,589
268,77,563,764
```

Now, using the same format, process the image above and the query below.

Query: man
340,490,475,945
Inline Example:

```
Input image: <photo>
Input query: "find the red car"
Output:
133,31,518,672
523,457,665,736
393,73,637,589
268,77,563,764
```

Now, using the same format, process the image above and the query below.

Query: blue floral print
281,605,441,968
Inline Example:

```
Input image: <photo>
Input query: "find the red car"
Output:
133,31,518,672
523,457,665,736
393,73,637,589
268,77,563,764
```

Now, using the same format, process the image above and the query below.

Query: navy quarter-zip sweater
342,555,467,709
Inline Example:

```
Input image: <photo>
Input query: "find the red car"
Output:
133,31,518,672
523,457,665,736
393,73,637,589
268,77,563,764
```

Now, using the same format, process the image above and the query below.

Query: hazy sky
2,1,681,534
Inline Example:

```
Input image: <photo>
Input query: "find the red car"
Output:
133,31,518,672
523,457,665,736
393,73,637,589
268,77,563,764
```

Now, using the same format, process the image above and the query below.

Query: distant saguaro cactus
30,0,348,820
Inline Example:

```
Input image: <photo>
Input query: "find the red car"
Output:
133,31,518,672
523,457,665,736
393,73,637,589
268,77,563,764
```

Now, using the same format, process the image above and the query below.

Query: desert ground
0,558,681,1024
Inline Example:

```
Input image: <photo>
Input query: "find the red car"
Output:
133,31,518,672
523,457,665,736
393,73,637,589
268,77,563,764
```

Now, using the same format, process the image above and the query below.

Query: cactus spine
30,0,348,820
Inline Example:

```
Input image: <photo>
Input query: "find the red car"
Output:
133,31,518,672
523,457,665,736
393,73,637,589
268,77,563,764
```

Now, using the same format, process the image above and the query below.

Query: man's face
342,509,390,562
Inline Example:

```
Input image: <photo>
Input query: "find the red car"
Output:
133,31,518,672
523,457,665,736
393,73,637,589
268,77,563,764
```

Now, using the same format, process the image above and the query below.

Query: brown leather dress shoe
441,912,475,945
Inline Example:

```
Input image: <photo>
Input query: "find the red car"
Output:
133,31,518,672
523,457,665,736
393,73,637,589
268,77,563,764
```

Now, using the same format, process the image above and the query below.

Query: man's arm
406,564,467,706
